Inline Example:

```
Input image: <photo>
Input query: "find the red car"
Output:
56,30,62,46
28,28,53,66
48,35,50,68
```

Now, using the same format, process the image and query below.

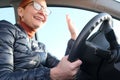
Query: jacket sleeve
45,53,59,68
65,39,75,55
46,39,75,67
0,20,51,80
44,39,75,67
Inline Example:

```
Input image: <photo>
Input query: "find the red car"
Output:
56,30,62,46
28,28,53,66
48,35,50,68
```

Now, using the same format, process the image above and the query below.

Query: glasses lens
33,2,41,11
33,1,51,15
45,8,51,15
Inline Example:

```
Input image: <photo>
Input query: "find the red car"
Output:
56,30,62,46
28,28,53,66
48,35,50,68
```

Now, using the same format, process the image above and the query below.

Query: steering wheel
68,13,114,62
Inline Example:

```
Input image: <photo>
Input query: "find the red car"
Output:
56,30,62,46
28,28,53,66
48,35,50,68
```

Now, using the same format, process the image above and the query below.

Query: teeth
34,16,43,21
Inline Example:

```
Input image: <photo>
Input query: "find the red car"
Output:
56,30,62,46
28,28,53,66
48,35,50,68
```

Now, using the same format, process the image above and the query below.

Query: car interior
0,0,120,80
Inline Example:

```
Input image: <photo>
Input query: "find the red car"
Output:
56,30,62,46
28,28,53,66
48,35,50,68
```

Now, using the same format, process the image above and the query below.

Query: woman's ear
17,7,24,19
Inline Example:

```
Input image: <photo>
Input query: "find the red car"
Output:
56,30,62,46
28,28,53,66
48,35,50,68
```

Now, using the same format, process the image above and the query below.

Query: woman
0,0,82,80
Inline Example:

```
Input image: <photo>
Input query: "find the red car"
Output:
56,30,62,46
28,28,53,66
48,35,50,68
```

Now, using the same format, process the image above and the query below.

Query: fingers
56,56,82,80
65,55,82,68
66,14,75,34
65,55,69,59
66,14,77,40
72,59,82,68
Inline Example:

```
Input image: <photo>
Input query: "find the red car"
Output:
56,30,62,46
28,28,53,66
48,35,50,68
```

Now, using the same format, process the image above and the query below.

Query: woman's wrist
71,33,77,40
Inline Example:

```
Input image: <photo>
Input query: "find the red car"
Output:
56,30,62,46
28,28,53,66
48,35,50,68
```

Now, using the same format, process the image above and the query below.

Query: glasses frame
22,1,51,16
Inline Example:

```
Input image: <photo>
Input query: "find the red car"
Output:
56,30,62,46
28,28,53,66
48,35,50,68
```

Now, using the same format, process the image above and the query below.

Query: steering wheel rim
68,13,113,62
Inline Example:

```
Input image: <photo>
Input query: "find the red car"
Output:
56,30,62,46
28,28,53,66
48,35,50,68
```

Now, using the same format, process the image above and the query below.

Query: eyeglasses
22,1,51,16
32,1,51,16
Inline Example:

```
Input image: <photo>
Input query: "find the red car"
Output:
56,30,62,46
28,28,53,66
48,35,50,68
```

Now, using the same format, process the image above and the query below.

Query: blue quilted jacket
0,20,74,80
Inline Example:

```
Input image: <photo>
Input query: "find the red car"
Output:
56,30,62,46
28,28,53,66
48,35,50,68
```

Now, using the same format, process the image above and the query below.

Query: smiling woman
0,7,120,60
0,7,96,60
0,0,83,80
1,0,120,80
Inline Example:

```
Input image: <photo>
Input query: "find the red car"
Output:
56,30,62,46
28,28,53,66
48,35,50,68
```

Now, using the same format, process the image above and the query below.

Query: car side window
0,7,15,24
